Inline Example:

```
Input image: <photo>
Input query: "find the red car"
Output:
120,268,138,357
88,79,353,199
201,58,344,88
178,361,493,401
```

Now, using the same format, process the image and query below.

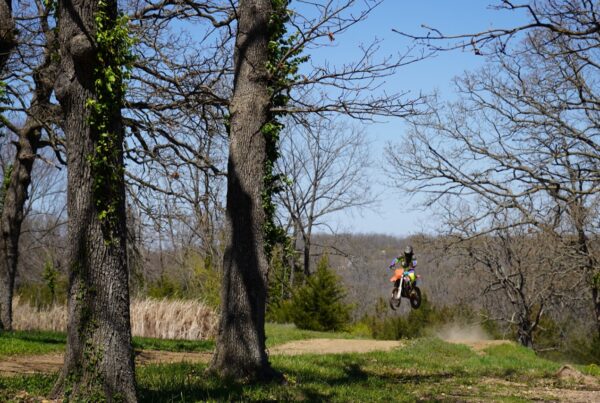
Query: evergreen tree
290,255,351,331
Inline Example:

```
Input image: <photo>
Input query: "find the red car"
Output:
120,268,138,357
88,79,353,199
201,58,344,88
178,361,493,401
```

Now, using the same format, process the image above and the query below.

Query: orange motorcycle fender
390,268,404,282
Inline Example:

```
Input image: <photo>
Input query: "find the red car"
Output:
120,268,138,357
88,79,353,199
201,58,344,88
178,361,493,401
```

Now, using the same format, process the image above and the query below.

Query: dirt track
0,338,404,377
1,339,599,402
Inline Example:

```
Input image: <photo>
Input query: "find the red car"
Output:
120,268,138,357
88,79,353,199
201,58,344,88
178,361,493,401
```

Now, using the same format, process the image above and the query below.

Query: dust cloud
434,323,491,342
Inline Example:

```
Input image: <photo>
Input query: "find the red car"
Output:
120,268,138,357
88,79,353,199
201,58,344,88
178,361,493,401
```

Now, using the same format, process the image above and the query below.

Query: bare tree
396,0,600,57
277,117,375,276
440,208,572,348
387,8,600,335
51,0,136,398
0,0,59,330
210,0,427,381
122,0,232,277
207,0,280,381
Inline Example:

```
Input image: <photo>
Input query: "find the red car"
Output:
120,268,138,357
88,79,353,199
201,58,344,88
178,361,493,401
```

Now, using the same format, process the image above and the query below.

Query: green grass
2,336,593,402
0,323,349,358
0,331,65,357
0,373,58,402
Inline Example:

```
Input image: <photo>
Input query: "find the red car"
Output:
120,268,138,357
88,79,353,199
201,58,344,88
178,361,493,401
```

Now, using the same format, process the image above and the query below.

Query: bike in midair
389,267,422,310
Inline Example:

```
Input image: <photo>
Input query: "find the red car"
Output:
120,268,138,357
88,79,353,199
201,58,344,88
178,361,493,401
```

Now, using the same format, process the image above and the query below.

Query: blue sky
303,1,529,235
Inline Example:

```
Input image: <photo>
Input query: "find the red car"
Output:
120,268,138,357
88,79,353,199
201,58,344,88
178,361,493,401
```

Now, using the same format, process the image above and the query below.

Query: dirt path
1,339,599,402
268,338,403,356
0,351,213,377
0,339,404,377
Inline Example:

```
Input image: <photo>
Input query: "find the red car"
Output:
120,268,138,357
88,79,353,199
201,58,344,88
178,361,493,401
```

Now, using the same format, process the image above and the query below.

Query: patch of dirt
268,338,403,356
556,365,599,387
0,353,63,377
477,376,600,402
0,350,213,377
134,350,212,366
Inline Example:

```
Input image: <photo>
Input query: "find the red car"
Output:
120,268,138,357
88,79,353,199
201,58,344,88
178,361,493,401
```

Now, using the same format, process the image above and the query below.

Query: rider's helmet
404,245,413,256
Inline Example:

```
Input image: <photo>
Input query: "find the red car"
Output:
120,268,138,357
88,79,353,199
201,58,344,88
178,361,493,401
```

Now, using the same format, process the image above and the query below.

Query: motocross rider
389,245,417,288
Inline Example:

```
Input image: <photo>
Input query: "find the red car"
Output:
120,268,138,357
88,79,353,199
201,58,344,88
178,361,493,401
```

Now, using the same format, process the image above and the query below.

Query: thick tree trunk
0,0,15,70
0,27,58,331
209,0,279,381
52,0,136,400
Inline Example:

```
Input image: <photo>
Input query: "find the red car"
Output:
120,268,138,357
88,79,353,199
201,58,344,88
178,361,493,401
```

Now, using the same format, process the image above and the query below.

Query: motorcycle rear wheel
409,286,422,309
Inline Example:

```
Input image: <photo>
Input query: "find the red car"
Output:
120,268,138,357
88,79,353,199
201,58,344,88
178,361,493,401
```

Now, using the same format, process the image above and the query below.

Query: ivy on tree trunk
209,0,305,381
52,0,137,399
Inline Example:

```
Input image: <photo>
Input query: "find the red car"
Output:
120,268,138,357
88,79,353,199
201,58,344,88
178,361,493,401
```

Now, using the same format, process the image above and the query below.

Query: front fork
393,278,402,299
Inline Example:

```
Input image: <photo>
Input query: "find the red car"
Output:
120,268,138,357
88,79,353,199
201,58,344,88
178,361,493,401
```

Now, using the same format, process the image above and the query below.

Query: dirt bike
389,268,422,310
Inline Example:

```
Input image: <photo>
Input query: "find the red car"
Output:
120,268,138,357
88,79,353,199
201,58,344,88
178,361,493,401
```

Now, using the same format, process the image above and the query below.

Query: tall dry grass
13,296,67,332
12,296,217,340
129,298,217,340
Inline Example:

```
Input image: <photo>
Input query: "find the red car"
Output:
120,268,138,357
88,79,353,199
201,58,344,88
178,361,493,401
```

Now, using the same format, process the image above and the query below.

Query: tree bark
52,0,136,400
593,285,600,338
0,0,14,70
0,25,58,331
517,321,534,349
303,233,311,277
209,0,279,381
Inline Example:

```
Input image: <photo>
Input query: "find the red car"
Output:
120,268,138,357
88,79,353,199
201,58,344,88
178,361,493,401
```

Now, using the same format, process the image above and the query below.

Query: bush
145,253,222,308
267,299,294,323
365,294,436,340
147,275,182,299
17,259,67,309
187,253,221,309
363,296,489,340
288,255,352,331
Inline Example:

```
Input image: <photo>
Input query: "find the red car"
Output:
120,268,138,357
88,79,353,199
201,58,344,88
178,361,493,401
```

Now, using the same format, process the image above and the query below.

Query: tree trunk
0,0,15,331
593,284,600,338
0,266,14,330
0,26,58,331
0,0,15,70
209,0,279,381
0,129,39,331
52,0,136,400
303,234,311,277
517,320,533,349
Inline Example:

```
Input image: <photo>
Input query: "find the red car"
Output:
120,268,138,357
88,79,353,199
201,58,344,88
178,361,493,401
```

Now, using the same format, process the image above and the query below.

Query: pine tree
290,255,351,331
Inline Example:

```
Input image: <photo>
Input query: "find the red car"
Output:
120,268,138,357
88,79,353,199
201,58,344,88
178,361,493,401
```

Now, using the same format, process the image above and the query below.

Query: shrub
363,296,490,340
146,253,222,308
17,259,67,309
267,299,294,323
289,255,352,331
365,294,435,340
187,253,221,309
147,275,182,299
266,243,303,322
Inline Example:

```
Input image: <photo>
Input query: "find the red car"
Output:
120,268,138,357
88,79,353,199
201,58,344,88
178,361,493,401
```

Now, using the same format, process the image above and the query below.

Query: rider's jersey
390,255,417,270
390,255,417,284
